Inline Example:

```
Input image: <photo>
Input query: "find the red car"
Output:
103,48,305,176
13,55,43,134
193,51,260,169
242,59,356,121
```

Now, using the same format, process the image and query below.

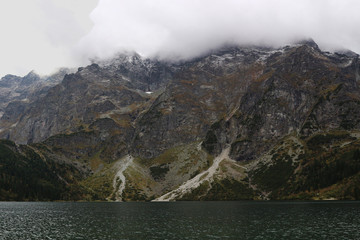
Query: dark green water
0,201,359,240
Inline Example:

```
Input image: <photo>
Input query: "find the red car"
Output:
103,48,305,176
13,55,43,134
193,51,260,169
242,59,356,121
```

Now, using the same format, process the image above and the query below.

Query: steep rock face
96,53,177,91
1,46,277,151
203,44,360,161
0,69,73,118
43,117,135,168
1,41,360,201
0,64,153,144
132,46,277,158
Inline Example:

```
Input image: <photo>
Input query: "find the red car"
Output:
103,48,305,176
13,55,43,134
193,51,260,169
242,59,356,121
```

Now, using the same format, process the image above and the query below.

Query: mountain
0,68,74,125
1,40,360,201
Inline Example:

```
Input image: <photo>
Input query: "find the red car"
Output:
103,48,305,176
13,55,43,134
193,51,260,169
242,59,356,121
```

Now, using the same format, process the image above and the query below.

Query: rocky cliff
1,40,360,201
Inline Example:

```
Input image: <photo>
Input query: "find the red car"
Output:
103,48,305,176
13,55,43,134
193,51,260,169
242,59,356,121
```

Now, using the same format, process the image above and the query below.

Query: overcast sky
0,0,97,77
1,0,360,78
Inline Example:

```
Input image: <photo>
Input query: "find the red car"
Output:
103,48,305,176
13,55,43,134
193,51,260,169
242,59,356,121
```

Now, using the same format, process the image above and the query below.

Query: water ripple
0,201,359,240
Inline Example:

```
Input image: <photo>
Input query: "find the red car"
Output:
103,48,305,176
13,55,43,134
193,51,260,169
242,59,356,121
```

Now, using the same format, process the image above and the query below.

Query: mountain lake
0,201,359,239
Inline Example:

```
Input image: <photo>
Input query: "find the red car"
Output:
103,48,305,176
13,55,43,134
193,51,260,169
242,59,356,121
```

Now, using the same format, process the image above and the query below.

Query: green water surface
0,201,359,239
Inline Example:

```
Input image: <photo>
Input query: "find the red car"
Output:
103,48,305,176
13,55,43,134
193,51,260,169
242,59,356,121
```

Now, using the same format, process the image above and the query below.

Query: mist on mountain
77,0,360,63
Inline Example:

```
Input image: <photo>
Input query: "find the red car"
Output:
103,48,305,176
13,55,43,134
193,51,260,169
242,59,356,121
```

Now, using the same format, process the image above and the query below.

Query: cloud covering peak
1,0,360,77
77,0,360,62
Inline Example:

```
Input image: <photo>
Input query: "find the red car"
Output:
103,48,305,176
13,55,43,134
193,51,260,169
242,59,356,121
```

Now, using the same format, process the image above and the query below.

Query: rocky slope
0,69,73,118
1,40,360,201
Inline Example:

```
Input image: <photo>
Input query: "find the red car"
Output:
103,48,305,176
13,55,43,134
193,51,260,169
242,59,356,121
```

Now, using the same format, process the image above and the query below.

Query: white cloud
0,0,97,77
78,0,360,61
1,0,360,78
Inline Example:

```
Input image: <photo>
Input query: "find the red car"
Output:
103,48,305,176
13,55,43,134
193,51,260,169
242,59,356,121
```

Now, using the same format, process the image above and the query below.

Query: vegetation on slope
0,140,86,201
249,131,360,200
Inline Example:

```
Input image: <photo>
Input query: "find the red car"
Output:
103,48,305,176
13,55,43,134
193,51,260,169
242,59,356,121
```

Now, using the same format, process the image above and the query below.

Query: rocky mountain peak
21,71,41,86
1,39,360,201
295,38,320,50
0,74,22,88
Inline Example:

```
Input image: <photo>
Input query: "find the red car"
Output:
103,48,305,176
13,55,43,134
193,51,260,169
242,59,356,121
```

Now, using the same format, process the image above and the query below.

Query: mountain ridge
1,41,360,201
